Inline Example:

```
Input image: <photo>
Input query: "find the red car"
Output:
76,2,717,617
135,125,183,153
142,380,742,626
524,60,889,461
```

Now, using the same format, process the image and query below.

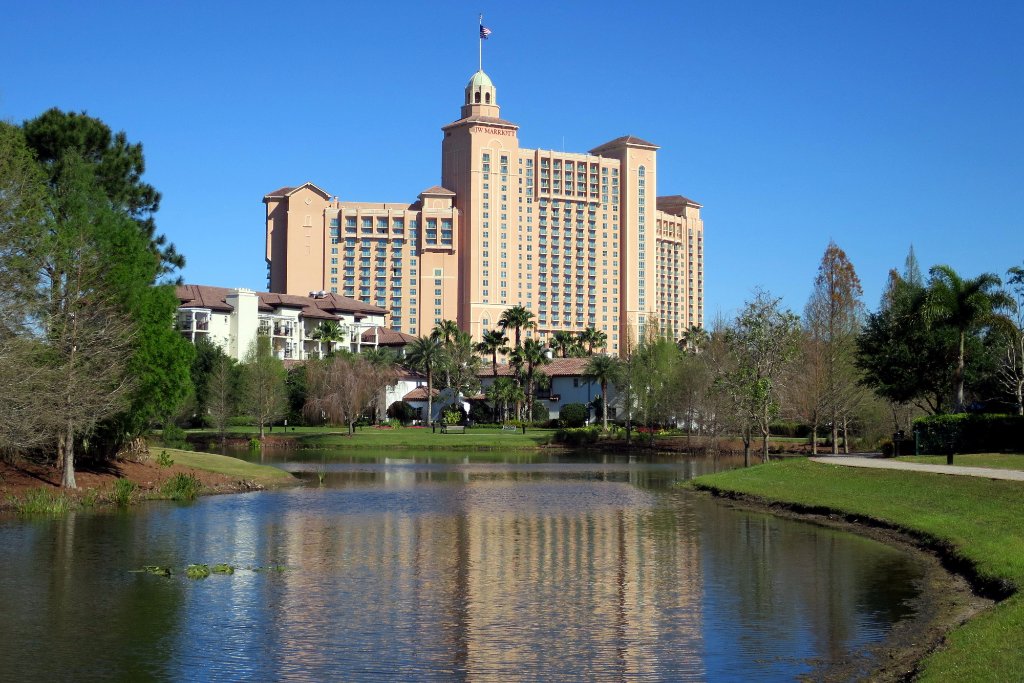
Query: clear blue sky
3,1,1021,322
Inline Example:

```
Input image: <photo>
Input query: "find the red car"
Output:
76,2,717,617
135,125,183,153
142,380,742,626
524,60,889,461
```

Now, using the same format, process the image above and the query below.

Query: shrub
387,400,417,425
248,437,261,451
531,400,549,423
156,450,174,467
913,414,1024,454
469,401,494,424
559,403,589,428
161,473,202,501
112,478,137,507
12,488,71,516
161,423,189,448
769,421,810,438
553,427,600,446
442,409,462,425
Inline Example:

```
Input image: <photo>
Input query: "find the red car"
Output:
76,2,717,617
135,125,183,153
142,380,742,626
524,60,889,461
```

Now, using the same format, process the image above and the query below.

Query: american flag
480,25,492,39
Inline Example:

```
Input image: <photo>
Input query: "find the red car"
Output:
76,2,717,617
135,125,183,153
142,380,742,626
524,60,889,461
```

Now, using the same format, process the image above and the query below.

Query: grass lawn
159,448,294,483
895,453,1024,471
692,459,1024,681
186,425,559,450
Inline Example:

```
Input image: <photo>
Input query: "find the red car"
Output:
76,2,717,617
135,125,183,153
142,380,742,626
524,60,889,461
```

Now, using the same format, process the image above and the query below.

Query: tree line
582,242,1022,465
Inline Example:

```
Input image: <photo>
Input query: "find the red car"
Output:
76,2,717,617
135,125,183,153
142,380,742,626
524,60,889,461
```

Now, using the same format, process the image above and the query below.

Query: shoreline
689,486,993,681
0,448,299,513
691,459,1024,681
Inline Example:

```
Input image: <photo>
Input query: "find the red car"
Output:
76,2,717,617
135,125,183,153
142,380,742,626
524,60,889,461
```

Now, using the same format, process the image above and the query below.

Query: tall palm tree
430,319,460,389
520,338,551,422
585,354,620,431
924,265,1014,413
551,331,575,358
498,305,535,349
579,327,607,355
432,319,460,345
476,328,508,376
406,335,444,424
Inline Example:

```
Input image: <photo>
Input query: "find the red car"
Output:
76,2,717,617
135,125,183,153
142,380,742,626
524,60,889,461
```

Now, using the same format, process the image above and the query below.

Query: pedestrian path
809,456,1024,481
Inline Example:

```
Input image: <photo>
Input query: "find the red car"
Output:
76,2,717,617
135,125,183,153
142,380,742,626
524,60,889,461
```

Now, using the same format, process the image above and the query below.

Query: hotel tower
265,68,704,354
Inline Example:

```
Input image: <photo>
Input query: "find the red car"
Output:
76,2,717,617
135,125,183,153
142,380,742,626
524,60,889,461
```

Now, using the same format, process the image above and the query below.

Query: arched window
485,92,491,104
475,91,481,104
482,318,490,330
638,165,646,177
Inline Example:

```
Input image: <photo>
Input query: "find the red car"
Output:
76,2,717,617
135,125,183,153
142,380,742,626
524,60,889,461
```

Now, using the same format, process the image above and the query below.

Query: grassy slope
895,453,1024,471
159,448,293,482
693,459,1024,681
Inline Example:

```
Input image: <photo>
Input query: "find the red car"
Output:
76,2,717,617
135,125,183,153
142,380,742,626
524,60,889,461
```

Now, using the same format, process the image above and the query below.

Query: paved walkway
809,456,1024,482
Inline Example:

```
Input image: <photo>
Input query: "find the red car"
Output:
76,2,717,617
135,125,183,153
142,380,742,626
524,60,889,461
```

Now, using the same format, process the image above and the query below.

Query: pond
0,451,932,681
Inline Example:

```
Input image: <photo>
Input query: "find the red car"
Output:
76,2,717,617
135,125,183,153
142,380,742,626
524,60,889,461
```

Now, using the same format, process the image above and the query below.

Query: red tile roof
402,387,440,401
361,327,417,346
590,135,660,155
479,356,596,378
657,195,703,214
419,185,456,196
176,284,387,319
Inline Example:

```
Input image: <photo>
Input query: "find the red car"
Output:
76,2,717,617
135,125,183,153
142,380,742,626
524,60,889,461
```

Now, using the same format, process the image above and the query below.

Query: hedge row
913,414,1024,454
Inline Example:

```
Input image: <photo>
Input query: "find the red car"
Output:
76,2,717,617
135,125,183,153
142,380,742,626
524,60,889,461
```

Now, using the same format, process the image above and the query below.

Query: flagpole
478,14,483,71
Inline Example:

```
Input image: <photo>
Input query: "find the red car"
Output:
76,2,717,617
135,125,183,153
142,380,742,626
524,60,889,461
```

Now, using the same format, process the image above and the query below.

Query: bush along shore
1,447,296,514
691,458,1024,681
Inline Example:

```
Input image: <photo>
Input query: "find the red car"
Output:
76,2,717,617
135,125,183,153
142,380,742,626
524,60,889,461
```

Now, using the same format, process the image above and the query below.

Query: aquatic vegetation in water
131,566,173,577
211,563,235,574
185,564,211,579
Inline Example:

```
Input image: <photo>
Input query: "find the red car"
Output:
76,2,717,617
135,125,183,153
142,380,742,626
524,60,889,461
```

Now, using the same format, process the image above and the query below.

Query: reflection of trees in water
0,512,185,680
696,498,925,674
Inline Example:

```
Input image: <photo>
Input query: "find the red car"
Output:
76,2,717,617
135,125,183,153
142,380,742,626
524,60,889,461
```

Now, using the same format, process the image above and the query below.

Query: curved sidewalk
809,456,1024,482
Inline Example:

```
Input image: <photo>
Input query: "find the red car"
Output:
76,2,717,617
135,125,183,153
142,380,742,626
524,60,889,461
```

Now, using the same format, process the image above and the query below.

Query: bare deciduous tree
304,355,396,435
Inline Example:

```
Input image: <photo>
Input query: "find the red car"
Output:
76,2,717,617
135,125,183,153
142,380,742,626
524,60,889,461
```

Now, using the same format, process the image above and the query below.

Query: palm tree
309,320,344,357
487,377,523,423
432,319,460,345
498,305,535,349
586,354,620,431
476,329,508,376
579,327,607,355
924,265,1014,414
520,338,551,423
406,335,444,424
430,319,460,389
551,331,575,358
679,325,709,354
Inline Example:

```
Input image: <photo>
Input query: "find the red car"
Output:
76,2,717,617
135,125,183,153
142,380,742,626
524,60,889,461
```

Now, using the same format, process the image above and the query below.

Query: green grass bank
692,459,1024,681
157,448,294,483
895,453,1024,471
188,426,558,451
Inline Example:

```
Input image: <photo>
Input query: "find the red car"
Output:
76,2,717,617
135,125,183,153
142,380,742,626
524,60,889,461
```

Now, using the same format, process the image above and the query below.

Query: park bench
440,424,466,434
501,424,517,432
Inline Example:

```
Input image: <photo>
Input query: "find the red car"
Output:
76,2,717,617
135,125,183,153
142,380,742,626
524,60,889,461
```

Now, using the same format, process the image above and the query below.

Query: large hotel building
265,69,704,354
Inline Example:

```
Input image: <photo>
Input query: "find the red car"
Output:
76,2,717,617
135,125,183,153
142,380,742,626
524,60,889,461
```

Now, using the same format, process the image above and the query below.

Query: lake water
0,451,930,681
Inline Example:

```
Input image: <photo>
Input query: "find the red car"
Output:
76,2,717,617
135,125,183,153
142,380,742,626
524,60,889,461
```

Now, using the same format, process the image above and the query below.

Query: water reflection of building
270,481,705,678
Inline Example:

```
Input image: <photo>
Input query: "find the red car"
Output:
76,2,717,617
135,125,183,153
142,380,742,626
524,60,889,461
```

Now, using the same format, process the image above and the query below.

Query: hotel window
330,218,339,228
361,217,372,231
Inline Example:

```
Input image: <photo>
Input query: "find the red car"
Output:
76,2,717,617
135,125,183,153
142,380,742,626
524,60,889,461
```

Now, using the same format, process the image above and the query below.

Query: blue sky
3,1,1021,322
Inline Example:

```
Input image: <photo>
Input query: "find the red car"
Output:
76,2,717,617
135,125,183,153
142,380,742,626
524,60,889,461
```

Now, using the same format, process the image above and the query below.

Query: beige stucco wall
265,70,704,352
